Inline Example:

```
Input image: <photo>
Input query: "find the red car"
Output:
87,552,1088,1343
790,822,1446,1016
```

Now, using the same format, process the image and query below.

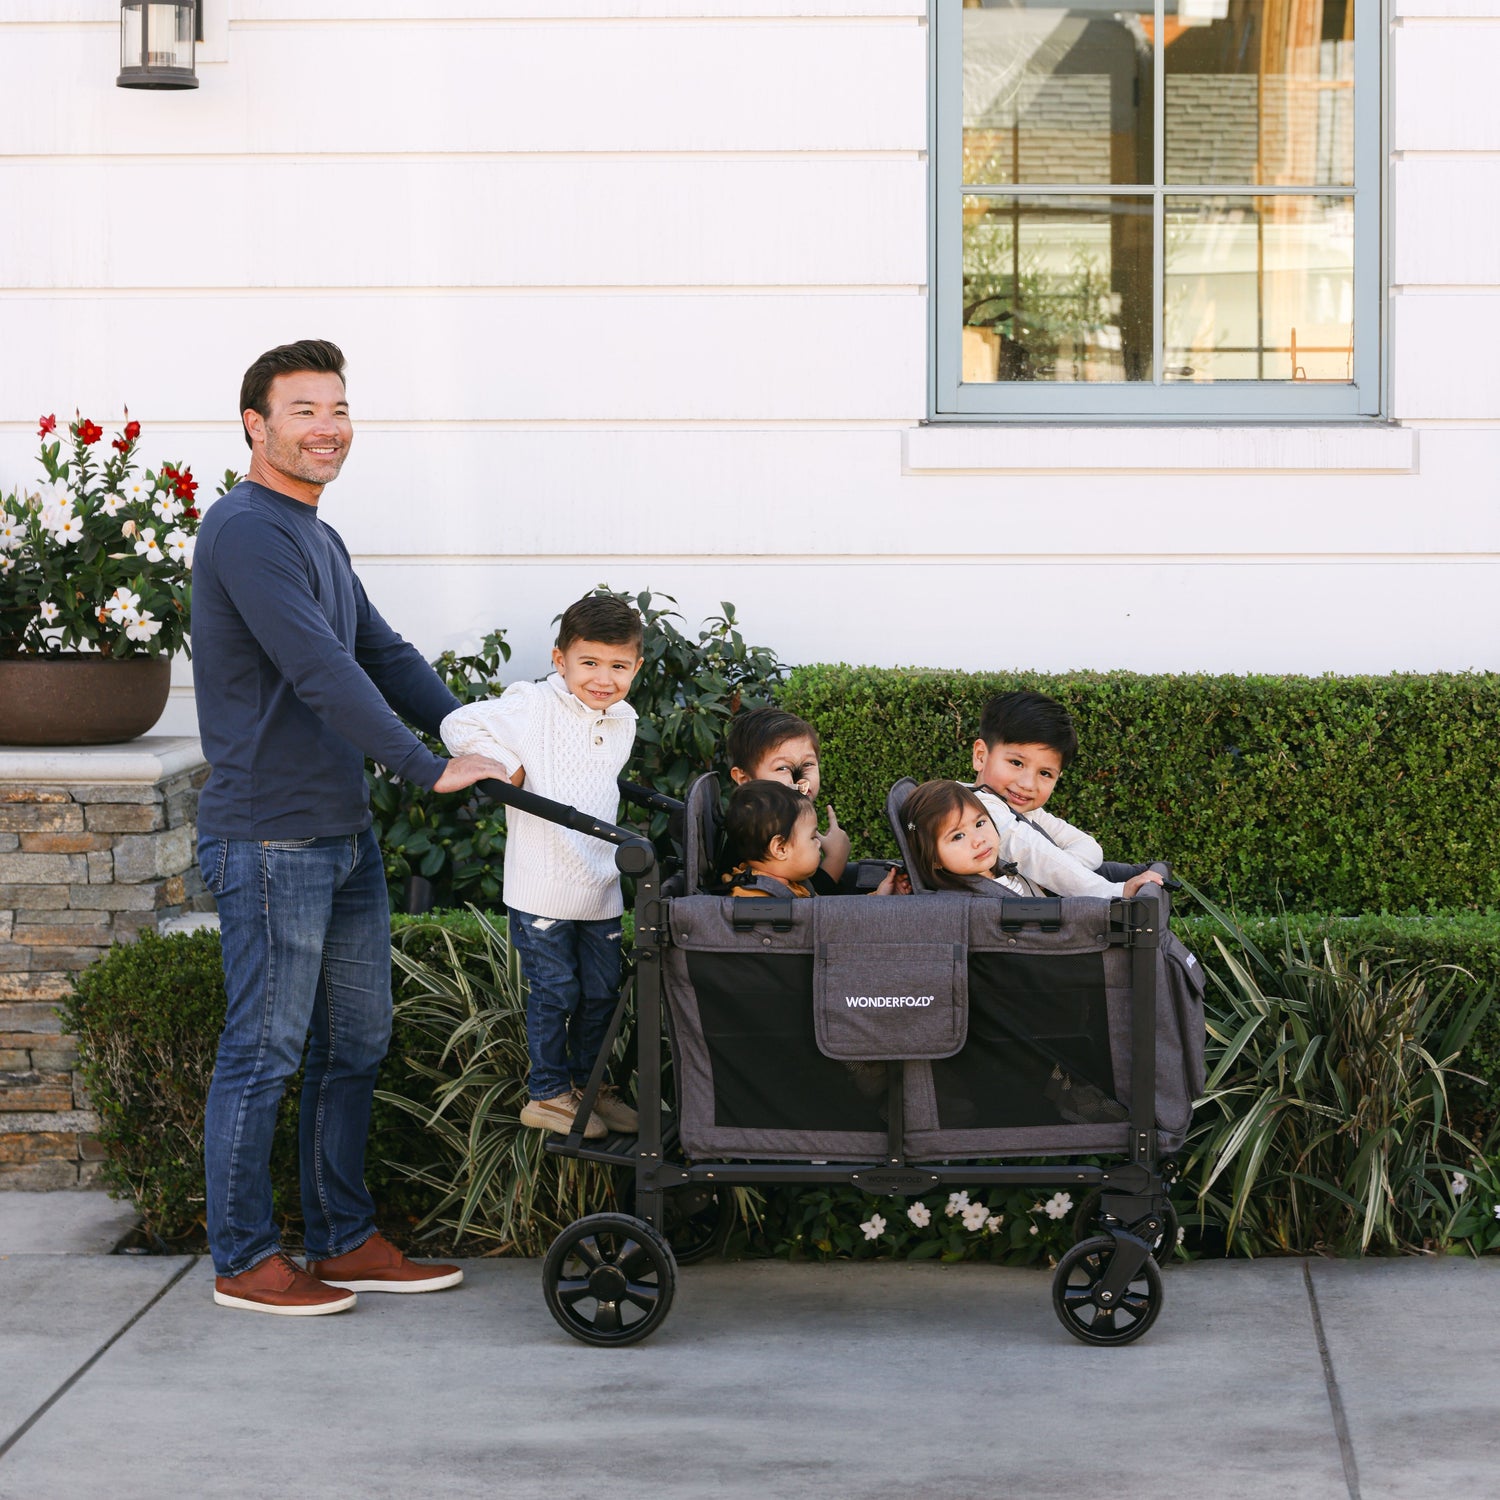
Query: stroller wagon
470,772,1206,1348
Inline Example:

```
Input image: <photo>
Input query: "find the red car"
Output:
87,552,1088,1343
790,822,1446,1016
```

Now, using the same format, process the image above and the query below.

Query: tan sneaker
519,1090,606,1139
593,1084,639,1135
214,1251,357,1316
307,1230,463,1294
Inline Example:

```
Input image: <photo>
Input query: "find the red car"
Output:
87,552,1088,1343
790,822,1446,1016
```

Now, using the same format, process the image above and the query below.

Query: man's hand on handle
433,753,516,794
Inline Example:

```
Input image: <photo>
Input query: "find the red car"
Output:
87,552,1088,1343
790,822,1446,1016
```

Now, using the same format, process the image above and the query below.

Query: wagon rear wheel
542,1213,677,1347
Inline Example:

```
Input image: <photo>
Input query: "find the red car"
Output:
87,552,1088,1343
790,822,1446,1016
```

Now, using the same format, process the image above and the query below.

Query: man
192,339,508,1315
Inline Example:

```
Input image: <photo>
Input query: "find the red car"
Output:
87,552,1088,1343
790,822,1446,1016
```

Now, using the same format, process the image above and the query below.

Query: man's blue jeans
199,830,391,1276
506,908,621,1102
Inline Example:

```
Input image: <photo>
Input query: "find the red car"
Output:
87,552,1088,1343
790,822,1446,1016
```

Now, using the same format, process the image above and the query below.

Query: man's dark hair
239,339,347,449
977,690,1079,768
555,594,644,654
726,706,819,775
722,780,812,869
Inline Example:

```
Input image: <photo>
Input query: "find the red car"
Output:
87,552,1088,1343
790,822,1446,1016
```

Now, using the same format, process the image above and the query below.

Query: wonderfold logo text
844,994,934,1008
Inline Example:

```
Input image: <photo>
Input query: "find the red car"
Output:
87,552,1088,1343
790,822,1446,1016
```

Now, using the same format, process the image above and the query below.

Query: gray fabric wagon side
663,890,1204,1161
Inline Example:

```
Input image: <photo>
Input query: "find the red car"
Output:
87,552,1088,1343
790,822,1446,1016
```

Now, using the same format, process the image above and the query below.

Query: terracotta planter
0,655,173,746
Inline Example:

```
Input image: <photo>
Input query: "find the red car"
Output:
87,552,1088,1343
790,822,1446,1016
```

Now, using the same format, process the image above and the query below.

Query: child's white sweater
971,788,1125,899
440,674,637,921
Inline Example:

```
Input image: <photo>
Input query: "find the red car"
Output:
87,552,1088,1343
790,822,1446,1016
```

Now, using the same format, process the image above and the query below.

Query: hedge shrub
781,667,1500,915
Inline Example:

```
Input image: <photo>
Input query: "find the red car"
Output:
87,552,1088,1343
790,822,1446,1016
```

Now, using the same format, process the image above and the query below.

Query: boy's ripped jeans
507,909,622,1102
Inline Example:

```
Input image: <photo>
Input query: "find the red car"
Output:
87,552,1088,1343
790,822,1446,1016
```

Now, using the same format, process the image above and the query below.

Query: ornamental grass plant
376,910,624,1254
1182,884,1492,1256
0,412,203,658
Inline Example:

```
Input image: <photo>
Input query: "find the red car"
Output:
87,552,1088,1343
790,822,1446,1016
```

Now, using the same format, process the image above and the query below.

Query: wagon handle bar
475,778,656,874
617,778,683,815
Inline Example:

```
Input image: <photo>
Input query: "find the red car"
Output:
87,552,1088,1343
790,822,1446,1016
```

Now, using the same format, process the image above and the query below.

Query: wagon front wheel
1052,1234,1163,1346
542,1213,677,1347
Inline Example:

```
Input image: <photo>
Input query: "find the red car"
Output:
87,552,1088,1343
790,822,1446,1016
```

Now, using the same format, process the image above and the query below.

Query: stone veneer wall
0,738,213,1189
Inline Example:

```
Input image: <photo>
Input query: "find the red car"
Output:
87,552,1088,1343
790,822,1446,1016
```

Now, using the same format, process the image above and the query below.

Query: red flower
183,506,200,520
38,414,57,437
172,469,199,502
77,419,103,446
112,439,130,453
123,421,141,441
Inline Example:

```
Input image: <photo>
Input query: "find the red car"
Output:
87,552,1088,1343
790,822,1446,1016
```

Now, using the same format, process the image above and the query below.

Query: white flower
1177,1225,1186,1245
164,527,194,566
133,527,164,563
0,514,22,550
50,511,86,546
100,494,126,518
860,1213,886,1241
1031,1202,1044,1213
124,609,162,643
907,1202,931,1228
961,1202,989,1232
119,475,154,505
105,588,141,626
151,494,182,524
1043,1192,1073,1221
39,494,74,532
1029,1224,1039,1236
945,1191,970,1218
1492,1205,1500,1222
37,600,60,624
985,1213,1004,1232
1453,1173,1469,1197
0,555,13,575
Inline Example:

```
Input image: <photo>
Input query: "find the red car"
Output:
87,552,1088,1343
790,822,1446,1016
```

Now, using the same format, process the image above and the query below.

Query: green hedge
781,667,1500,916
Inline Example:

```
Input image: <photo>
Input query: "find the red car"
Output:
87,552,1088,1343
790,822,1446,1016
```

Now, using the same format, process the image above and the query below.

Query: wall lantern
117,2,200,90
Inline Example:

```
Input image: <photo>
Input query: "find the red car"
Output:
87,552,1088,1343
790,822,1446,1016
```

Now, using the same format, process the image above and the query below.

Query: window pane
1164,0,1354,186
963,1,1154,186
963,195,1154,383
1163,195,1354,381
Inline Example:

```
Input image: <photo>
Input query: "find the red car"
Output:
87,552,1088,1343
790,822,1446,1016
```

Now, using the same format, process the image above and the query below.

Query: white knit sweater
440,674,637,921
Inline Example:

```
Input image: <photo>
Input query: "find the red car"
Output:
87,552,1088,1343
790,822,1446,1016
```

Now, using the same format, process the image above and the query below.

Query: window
932,0,1381,419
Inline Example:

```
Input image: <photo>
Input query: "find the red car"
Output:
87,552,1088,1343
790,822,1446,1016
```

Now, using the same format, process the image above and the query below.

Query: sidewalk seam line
0,1255,199,1465
1303,1259,1362,1500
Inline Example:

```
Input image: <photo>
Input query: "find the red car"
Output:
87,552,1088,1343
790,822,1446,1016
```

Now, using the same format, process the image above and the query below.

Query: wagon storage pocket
814,941,968,1060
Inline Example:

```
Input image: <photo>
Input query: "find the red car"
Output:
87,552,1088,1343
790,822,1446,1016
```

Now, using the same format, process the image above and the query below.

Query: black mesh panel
931,952,1123,1130
686,951,886,1132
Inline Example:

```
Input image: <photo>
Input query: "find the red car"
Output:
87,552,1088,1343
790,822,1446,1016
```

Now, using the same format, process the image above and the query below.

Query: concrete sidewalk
1,1196,1495,1500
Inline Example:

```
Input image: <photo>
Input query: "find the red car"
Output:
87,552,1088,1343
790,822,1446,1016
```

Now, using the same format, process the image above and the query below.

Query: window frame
928,0,1385,422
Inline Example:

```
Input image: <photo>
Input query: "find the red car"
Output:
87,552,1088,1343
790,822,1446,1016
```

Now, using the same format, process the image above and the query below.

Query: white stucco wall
1,0,1496,739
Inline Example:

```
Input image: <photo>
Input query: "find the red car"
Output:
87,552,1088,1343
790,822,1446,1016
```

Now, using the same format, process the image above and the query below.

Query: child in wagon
903,779,1165,898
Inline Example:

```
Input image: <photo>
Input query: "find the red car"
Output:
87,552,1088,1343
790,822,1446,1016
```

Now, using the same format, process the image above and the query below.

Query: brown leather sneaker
593,1083,639,1135
213,1252,357,1316
306,1231,463,1294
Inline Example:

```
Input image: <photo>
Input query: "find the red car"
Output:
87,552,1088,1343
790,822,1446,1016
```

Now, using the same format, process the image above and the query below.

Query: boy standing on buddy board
441,595,644,1140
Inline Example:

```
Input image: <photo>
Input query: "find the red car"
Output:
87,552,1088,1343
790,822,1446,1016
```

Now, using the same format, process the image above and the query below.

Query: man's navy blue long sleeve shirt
192,480,459,839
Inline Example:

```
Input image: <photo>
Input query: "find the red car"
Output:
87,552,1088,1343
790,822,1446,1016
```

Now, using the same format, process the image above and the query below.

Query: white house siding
0,1,1496,741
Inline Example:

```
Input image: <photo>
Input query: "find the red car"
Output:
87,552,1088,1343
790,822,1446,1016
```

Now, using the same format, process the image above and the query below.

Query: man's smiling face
252,370,352,490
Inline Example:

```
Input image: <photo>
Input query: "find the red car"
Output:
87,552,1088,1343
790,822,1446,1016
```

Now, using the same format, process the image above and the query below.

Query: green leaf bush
780,667,1500,915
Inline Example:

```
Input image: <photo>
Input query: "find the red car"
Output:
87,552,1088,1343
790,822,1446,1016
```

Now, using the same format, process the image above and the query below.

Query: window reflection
963,196,1153,383
1163,196,1354,381
1164,0,1354,185
963,1,1154,186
